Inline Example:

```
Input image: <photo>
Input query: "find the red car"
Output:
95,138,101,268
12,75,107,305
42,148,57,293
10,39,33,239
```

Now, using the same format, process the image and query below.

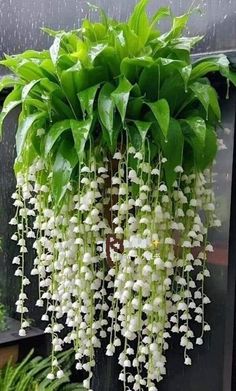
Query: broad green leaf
93,47,120,78
139,63,160,101
190,54,230,81
131,120,152,142
128,123,142,150
88,43,108,62
70,117,93,160
163,118,184,188
45,119,71,155
73,66,109,92
127,97,143,119
101,115,121,154
60,69,82,118
201,125,217,170
147,99,170,138
52,138,78,205
50,90,75,119
98,82,115,133
77,84,99,117
16,111,46,157
181,116,207,169
128,0,150,47
111,77,133,123
0,75,19,92
120,56,154,82
190,81,221,120
21,79,42,101
0,87,22,137
17,61,45,81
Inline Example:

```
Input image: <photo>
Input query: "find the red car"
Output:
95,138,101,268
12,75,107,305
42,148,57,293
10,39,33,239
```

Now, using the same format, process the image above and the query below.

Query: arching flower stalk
1,0,235,390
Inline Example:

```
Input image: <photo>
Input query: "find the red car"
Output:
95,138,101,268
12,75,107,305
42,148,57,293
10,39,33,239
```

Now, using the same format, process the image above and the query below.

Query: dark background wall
0,1,236,391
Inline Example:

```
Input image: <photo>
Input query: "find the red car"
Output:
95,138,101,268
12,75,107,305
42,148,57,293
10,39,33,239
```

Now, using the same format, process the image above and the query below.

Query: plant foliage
0,349,85,390
0,0,235,205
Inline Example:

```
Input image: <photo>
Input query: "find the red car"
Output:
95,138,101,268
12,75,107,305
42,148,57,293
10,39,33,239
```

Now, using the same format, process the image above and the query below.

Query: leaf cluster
0,0,235,205
0,349,85,391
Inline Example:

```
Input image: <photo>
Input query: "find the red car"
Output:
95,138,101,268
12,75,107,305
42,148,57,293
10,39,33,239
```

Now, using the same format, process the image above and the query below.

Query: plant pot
0,317,46,367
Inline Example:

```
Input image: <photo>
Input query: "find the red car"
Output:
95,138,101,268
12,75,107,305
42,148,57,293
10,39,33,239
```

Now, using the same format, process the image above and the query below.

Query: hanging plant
0,1,235,390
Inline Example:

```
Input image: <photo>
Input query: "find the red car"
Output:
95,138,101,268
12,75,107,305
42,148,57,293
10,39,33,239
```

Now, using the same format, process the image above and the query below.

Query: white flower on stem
19,329,26,337
184,356,192,366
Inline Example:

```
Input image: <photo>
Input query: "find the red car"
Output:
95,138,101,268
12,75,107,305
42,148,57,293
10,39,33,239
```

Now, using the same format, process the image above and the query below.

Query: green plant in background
0,349,85,391
0,0,235,390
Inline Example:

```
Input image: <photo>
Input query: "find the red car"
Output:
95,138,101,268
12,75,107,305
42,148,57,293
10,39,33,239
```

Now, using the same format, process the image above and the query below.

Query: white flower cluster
10,147,219,390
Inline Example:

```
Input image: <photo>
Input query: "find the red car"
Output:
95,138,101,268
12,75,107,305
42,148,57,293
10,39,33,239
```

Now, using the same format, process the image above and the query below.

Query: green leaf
0,87,22,137
77,84,99,117
111,77,132,123
121,56,154,83
52,138,78,205
16,112,46,157
101,115,121,154
139,63,160,101
201,125,217,170
190,81,221,120
50,33,64,65
190,54,230,81
70,118,93,160
128,0,150,47
163,13,189,41
150,6,171,29
45,119,71,155
0,75,19,92
147,99,170,139
98,82,115,132
131,120,152,143
163,118,184,188
21,79,42,101
181,116,207,169
88,43,108,63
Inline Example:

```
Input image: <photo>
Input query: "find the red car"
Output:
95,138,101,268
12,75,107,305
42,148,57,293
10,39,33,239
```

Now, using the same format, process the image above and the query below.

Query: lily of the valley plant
0,1,235,390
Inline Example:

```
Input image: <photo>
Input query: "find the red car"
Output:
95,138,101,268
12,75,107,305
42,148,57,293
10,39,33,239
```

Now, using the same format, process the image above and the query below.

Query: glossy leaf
101,115,122,154
181,116,207,169
70,118,93,160
128,0,150,47
0,75,19,92
16,111,46,157
201,125,217,170
147,99,170,139
98,82,115,133
21,79,42,101
131,120,152,142
78,85,99,117
190,54,230,81
111,77,133,123
52,138,78,205
0,87,22,137
163,118,184,188
45,120,71,155
190,82,221,120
